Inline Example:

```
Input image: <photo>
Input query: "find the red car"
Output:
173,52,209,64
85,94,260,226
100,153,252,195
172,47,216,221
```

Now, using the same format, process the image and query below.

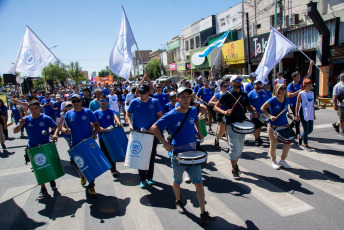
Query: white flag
9,27,54,76
255,26,296,83
109,10,136,80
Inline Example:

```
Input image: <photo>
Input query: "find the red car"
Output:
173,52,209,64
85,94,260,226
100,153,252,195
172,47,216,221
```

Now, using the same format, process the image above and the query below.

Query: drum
27,142,65,185
175,151,207,166
68,137,111,182
258,113,270,126
199,118,208,137
124,131,154,170
101,126,128,162
232,121,255,134
273,126,296,143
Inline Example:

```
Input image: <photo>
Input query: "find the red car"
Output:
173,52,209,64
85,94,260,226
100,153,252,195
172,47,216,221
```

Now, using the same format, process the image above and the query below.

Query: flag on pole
9,27,54,77
199,30,230,57
255,26,297,83
109,9,136,80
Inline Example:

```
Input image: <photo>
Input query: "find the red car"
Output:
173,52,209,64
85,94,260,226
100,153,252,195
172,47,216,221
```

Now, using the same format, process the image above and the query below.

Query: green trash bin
27,142,65,185
199,118,208,138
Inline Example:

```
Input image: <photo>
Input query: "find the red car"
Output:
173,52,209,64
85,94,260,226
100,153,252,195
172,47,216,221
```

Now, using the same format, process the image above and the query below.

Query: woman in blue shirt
0,99,9,139
261,83,292,170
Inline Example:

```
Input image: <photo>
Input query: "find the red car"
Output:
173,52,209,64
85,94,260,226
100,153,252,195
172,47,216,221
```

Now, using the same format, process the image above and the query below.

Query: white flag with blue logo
109,10,136,80
255,26,296,83
199,30,230,57
9,27,54,76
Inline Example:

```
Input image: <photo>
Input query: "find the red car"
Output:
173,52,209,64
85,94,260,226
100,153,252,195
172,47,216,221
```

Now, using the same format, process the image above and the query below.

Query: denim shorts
171,156,203,184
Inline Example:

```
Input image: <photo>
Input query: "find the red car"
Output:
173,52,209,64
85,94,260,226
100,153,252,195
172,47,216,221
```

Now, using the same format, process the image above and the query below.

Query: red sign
169,63,177,70
186,63,191,69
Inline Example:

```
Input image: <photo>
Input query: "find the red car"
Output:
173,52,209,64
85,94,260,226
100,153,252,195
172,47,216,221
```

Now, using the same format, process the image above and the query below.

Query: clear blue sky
0,0,242,77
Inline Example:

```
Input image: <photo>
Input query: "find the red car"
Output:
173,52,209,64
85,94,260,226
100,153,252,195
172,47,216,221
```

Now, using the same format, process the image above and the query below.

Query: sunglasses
72,100,81,103
99,99,107,102
280,87,287,90
138,91,147,94
66,105,73,107
234,79,242,82
156,86,162,88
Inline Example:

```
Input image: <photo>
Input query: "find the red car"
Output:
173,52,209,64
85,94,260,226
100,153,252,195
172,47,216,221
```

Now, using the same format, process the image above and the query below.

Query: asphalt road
0,108,343,230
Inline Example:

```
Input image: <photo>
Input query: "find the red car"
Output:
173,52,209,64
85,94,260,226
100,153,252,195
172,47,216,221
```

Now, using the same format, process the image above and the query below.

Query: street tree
146,58,166,80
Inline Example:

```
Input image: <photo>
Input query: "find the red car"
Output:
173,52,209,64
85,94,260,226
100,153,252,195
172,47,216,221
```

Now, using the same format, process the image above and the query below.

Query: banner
199,30,230,57
9,27,54,76
96,75,113,85
109,9,136,80
255,26,296,83
221,39,245,65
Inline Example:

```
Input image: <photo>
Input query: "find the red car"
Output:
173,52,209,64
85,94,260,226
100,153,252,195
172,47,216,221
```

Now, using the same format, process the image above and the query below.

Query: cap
340,73,344,78
64,94,70,98
71,94,81,99
197,76,203,80
249,72,258,78
65,101,72,106
230,75,242,83
253,80,262,85
56,94,61,99
138,84,150,93
177,87,193,97
169,91,177,97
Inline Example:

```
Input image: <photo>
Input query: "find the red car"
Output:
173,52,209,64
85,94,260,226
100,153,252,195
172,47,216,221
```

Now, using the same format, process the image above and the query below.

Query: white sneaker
271,161,280,170
278,160,291,169
184,172,191,183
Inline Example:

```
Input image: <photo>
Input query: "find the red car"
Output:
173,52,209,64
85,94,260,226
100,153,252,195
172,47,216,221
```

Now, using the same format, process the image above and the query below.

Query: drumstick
60,112,69,129
231,95,242,109
275,108,287,118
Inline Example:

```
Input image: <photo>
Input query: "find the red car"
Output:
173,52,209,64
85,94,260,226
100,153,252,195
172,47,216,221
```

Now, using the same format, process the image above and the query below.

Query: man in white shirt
107,87,121,120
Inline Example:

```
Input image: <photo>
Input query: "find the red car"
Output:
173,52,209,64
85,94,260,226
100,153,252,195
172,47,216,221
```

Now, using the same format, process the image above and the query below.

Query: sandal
214,139,220,149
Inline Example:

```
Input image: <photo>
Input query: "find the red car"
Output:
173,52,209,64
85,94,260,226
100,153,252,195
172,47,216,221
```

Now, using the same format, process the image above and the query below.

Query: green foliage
42,61,67,81
98,69,110,78
146,58,166,80
68,61,86,82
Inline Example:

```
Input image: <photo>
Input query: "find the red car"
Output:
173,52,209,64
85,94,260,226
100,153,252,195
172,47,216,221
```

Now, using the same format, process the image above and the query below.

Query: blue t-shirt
121,94,126,103
156,107,198,153
11,105,21,122
153,93,169,114
0,106,8,118
248,90,269,113
103,88,110,97
64,108,98,146
165,102,176,113
22,114,57,148
264,89,272,99
215,92,225,110
94,108,115,141
38,96,44,102
267,97,289,126
127,97,162,130
245,83,254,94
54,101,63,118
197,87,213,103
41,98,56,117
194,84,204,93
287,78,303,106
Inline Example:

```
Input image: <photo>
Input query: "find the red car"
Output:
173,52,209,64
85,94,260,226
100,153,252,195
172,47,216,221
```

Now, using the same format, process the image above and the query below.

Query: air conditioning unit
250,22,257,37
289,14,299,26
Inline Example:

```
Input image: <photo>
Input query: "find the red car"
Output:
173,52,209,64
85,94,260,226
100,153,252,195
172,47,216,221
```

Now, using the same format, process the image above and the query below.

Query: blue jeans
300,109,314,145
226,124,246,160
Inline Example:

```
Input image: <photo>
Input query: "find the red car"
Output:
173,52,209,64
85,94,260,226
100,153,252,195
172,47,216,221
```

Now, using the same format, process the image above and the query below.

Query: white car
223,74,250,88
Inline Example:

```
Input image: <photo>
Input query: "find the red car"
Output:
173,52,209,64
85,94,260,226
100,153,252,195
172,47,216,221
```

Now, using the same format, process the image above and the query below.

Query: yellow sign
221,39,245,65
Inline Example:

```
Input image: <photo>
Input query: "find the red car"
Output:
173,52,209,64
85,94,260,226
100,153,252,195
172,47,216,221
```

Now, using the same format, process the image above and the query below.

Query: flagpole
26,25,77,82
296,48,320,70
210,47,222,77
121,6,146,73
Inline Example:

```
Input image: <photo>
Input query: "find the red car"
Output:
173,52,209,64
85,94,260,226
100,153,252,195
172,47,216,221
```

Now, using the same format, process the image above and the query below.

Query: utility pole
246,13,251,73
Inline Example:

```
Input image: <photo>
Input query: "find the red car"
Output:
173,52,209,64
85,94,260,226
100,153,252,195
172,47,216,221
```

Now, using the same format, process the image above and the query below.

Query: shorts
338,106,344,122
171,157,203,184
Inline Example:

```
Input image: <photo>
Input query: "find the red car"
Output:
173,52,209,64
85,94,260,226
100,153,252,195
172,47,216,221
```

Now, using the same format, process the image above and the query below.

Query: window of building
196,36,200,48
190,38,194,50
185,40,189,51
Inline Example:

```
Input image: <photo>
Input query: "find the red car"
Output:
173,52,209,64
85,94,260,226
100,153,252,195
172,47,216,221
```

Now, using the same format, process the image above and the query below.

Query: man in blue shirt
197,79,214,132
248,80,269,146
103,83,110,97
193,77,204,93
150,87,216,224
245,72,257,94
14,100,59,198
41,92,56,120
62,94,100,197
165,91,177,113
94,95,122,178
287,60,314,138
153,83,170,114
127,83,163,189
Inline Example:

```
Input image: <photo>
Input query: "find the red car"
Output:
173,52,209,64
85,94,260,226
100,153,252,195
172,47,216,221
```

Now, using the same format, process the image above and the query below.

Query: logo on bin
74,155,85,168
34,153,47,166
130,141,142,154
90,143,95,148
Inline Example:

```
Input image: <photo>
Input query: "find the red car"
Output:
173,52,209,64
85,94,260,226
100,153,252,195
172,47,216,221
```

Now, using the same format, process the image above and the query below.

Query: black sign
245,32,270,63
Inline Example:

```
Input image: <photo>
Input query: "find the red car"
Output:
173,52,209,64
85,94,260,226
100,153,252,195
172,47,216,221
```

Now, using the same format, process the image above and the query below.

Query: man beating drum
61,94,100,197
150,87,216,225
14,100,60,198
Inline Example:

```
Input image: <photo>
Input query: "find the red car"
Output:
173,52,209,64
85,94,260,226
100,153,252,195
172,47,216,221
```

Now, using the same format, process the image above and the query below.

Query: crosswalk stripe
113,168,164,230
0,166,32,177
47,178,86,230
243,149,344,201
155,162,247,227
208,154,314,217
0,184,35,230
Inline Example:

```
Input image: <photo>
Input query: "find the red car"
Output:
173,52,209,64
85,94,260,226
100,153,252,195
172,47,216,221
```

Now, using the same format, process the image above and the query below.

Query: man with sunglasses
41,92,56,120
126,84,163,189
61,94,100,197
165,91,177,113
94,95,121,178
214,75,258,180
89,89,109,112
153,83,169,114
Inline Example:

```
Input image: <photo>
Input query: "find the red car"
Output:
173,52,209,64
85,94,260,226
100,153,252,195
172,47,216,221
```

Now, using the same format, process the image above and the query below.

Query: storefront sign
167,39,180,51
245,32,270,63
169,63,177,70
177,61,186,71
186,63,191,69
190,46,212,69
221,39,245,65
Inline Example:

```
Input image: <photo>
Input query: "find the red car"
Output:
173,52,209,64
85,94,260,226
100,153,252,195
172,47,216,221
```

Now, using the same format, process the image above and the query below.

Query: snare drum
175,151,207,166
258,113,270,126
68,137,111,182
273,126,296,143
232,121,255,134
27,142,65,185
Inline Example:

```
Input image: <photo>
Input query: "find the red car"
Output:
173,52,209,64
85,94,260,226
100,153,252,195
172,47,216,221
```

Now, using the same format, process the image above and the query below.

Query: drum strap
274,97,286,117
171,107,190,142
228,91,244,110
